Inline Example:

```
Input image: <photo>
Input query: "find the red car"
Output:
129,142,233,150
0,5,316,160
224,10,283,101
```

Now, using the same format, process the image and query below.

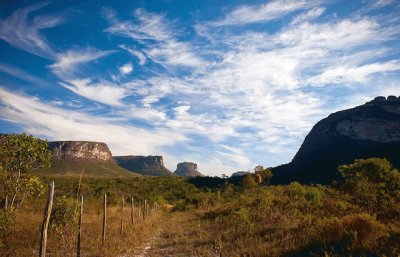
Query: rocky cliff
174,162,204,177
114,155,172,176
37,141,135,177
271,96,400,184
49,141,112,161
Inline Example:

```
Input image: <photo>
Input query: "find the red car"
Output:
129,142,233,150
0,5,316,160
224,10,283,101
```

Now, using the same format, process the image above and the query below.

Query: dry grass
0,201,163,257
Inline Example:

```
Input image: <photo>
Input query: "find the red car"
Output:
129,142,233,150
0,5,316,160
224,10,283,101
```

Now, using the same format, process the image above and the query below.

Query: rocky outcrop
230,171,250,177
114,155,172,176
271,96,400,184
174,162,204,177
49,141,112,161
36,140,135,177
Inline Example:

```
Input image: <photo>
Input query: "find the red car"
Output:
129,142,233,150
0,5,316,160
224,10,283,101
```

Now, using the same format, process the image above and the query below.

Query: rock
174,162,204,177
114,155,172,176
271,96,400,184
373,96,386,102
49,141,112,161
230,171,250,177
38,140,134,177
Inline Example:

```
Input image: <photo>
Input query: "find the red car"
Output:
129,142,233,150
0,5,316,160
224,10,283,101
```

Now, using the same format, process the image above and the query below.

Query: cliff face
114,155,172,176
174,162,204,177
272,96,400,184
36,141,135,177
49,141,112,161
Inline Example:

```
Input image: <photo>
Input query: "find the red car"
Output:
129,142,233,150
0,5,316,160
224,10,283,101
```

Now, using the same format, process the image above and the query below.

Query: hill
33,141,138,178
174,162,204,177
114,155,173,176
272,96,400,184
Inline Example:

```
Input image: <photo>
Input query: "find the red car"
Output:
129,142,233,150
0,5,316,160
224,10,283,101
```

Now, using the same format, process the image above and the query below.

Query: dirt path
133,211,220,257
132,228,162,257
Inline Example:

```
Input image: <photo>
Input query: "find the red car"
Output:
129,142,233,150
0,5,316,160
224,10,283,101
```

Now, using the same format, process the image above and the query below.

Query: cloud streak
0,3,62,58
0,87,186,157
104,8,204,68
213,0,319,26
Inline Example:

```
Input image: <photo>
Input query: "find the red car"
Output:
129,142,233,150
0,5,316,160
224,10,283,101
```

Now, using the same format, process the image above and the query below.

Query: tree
240,174,257,191
254,165,273,185
0,133,51,209
337,158,400,219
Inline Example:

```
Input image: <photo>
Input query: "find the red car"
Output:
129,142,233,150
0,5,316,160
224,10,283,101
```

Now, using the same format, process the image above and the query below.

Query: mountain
114,155,173,176
174,162,204,177
36,141,137,177
271,96,400,184
230,171,250,177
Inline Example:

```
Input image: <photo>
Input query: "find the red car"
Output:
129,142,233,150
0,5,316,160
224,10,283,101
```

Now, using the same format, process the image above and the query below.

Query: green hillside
32,159,140,178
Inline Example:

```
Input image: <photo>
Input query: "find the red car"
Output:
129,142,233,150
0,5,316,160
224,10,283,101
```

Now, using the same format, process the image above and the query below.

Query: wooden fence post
120,195,124,235
39,181,55,257
77,195,83,257
102,193,107,247
138,201,141,221
131,197,135,225
143,199,147,220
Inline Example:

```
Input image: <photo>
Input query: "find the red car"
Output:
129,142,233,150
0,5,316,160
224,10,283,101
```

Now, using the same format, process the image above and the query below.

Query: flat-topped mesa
49,141,112,161
114,155,172,176
174,162,204,177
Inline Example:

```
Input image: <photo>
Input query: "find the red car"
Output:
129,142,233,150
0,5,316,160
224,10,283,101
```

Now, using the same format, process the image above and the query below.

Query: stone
174,162,204,177
271,96,400,184
230,171,250,177
373,96,386,102
49,141,112,161
114,155,172,176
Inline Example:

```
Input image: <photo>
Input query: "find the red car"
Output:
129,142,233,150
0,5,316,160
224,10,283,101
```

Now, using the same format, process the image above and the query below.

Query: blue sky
0,0,399,176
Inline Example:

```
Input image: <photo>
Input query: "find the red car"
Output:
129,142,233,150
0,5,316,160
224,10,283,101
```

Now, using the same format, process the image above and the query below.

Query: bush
50,196,79,229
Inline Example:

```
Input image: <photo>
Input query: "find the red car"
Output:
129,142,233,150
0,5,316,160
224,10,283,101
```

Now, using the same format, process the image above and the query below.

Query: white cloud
291,7,325,25
213,0,318,26
120,63,133,75
0,3,62,58
275,19,385,50
50,47,113,79
372,0,394,8
104,8,203,68
308,60,400,85
60,78,128,107
0,87,186,156
119,44,146,65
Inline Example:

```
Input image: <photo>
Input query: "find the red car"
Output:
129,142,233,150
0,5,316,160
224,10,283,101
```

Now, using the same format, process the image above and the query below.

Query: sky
0,0,399,176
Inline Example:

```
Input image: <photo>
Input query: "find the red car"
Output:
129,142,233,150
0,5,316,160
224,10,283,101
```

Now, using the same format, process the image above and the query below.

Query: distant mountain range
272,96,400,184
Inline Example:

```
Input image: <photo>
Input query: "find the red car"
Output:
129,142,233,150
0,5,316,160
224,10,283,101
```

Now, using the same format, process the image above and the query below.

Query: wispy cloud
291,7,325,25
0,87,186,156
308,60,400,85
60,78,128,107
119,44,146,65
0,3,62,58
213,0,319,26
103,8,203,68
50,47,113,79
